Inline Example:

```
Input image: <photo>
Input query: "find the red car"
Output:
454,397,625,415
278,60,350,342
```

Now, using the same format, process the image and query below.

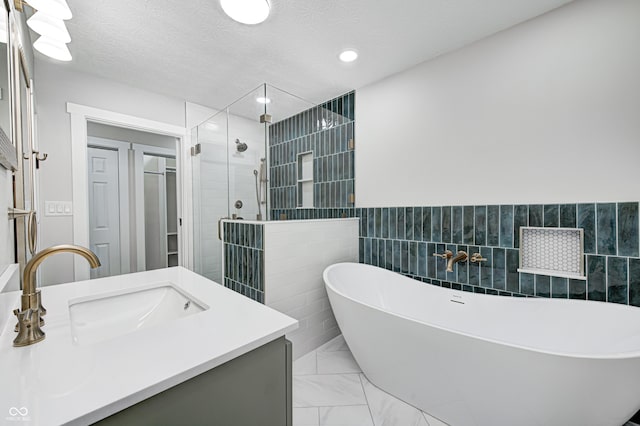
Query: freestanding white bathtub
324,262,640,426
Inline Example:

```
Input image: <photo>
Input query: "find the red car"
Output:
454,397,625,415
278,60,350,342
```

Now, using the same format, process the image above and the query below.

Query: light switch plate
44,201,73,216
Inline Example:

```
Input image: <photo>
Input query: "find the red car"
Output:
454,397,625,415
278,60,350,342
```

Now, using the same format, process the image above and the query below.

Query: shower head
235,138,248,153
253,169,259,176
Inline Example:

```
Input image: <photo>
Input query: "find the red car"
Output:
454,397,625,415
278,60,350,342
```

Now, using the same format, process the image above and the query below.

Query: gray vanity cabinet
94,337,292,426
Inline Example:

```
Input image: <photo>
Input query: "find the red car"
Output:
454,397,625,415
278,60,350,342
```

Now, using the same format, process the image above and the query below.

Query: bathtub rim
324,262,640,360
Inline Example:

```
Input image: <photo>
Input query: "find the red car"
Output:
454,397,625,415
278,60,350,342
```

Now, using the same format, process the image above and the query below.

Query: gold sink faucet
13,244,101,347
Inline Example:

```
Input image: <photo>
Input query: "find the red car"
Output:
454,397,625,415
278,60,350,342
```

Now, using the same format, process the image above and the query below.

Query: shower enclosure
191,84,314,282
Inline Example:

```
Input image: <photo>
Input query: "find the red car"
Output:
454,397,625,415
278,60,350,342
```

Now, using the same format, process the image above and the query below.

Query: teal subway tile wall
223,222,264,303
358,203,640,306
269,91,356,219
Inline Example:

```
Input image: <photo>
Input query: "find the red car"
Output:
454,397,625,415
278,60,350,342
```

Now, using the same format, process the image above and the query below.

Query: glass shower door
191,110,229,283
226,85,269,222
190,83,316,284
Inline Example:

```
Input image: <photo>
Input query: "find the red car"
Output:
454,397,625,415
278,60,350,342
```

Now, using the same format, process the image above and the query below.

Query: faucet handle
433,250,453,259
470,253,487,263
13,308,45,347
13,308,31,322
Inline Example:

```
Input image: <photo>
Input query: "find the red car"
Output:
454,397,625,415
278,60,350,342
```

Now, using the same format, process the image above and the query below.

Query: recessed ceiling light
256,97,271,104
220,0,270,25
339,49,358,63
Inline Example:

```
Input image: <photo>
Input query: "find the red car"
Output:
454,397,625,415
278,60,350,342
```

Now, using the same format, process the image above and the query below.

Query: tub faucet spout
447,251,468,273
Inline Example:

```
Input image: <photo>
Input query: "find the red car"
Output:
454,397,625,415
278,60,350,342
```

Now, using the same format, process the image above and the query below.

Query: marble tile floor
294,335,639,426
293,334,448,426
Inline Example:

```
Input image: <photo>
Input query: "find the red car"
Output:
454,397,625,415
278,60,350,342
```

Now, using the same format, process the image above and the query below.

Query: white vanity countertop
0,267,298,426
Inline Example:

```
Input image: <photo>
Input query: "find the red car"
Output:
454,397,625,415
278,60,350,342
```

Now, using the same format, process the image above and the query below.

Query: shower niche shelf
518,227,586,280
297,151,314,208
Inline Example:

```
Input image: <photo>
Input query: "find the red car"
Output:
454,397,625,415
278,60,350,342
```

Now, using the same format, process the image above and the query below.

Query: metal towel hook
34,151,48,169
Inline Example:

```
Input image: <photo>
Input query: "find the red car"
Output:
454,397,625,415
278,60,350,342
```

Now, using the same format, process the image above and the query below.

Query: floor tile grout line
294,371,363,377
358,373,377,426
294,403,373,409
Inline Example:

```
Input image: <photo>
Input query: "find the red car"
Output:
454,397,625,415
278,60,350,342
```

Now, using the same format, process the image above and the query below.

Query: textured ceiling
56,0,573,112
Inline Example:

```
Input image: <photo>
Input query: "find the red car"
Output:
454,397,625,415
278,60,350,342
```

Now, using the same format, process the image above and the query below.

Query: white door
88,147,121,278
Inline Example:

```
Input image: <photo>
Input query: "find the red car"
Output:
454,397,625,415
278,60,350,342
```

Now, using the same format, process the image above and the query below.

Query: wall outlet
45,201,73,216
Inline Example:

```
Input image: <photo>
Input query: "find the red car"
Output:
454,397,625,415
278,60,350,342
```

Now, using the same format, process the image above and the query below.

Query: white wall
264,219,359,359
356,0,640,207
35,59,187,285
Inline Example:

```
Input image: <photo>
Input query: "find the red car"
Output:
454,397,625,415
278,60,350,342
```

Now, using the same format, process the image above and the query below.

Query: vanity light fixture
33,36,72,61
27,11,71,43
339,49,358,63
220,0,270,25
15,0,72,20
256,97,271,104
15,0,74,61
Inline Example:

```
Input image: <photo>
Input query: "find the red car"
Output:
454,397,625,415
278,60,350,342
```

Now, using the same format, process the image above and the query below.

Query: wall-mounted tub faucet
433,250,468,272
433,250,453,260
13,244,101,347
470,253,488,263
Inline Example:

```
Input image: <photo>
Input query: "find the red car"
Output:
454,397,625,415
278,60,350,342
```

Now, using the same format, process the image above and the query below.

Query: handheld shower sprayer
254,158,267,221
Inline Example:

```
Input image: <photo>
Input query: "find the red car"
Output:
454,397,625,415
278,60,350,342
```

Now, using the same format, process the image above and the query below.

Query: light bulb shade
27,0,72,20
220,0,270,25
27,11,71,43
34,36,72,61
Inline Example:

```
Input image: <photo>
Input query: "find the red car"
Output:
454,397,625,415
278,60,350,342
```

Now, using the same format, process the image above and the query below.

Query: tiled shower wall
269,91,356,219
358,202,640,306
223,222,265,303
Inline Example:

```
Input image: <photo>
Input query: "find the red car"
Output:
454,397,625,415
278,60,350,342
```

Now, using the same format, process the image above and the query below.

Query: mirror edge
0,0,16,171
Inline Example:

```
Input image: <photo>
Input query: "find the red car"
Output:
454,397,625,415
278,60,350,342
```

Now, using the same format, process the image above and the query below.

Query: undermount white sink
68,282,208,345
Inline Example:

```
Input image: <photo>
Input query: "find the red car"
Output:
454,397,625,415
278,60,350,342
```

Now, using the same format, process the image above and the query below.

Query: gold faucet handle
13,308,45,347
13,308,30,322
470,253,487,263
433,250,453,259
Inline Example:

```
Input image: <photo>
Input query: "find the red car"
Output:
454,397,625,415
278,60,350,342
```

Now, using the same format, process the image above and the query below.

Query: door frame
68,103,192,281
132,143,176,272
